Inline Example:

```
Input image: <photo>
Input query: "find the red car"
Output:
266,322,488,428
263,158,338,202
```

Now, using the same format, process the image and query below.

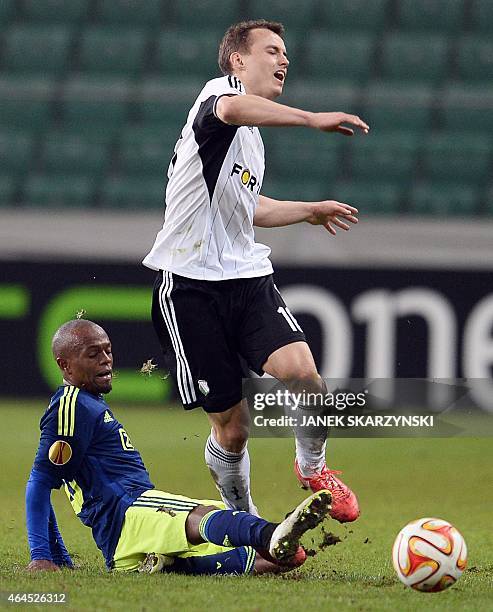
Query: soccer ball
392,517,467,592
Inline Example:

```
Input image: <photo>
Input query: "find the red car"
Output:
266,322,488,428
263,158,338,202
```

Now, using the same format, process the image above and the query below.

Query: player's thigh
113,490,228,572
238,275,307,376
263,340,319,382
151,271,244,412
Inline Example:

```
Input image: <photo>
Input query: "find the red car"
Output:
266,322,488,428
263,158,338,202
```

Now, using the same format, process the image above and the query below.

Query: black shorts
151,271,306,413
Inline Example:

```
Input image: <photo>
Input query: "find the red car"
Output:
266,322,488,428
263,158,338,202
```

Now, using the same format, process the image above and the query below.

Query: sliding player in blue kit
25,319,331,575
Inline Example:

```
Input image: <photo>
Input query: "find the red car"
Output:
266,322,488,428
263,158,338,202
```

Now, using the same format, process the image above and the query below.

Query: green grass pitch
0,400,492,611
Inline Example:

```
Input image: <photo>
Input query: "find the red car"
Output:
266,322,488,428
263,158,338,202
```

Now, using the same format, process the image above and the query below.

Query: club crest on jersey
231,163,260,193
48,440,72,465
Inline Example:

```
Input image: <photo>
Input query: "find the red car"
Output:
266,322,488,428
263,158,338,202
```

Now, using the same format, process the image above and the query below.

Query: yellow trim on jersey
64,479,84,515
58,386,79,436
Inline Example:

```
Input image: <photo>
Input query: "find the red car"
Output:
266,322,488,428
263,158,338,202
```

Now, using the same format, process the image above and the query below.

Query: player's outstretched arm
254,195,358,234
216,94,369,135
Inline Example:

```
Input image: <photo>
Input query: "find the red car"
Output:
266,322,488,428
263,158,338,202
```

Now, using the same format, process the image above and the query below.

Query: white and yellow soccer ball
392,518,467,592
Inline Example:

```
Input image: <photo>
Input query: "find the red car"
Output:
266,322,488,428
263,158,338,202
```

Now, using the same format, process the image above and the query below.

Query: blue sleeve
26,470,72,566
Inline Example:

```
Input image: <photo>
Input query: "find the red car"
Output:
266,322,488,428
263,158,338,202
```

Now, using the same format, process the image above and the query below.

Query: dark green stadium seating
22,0,89,24
23,173,97,207
0,0,15,24
0,78,54,130
3,26,72,76
61,78,130,133
155,29,222,77
333,181,402,214
280,80,358,113
117,126,179,176
268,130,341,180
96,0,163,26
0,131,34,174
260,178,327,202
173,0,241,30
364,83,434,132
137,78,202,127
42,132,110,176
248,0,317,29
0,176,16,204
396,0,464,32
349,132,418,181
408,183,478,216
471,0,493,32
305,33,373,81
100,176,165,208
456,37,493,83
79,28,148,77
380,34,449,83
422,134,491,183
319,0,389,32
484,187,493,215
441,85,493,133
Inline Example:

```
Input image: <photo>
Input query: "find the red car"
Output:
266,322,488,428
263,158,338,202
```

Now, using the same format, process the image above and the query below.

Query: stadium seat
260,178,327,202
484,186,493,215
173,0,241,30
318,0,389,32
422,134,491,183
0,0,15,24
96,0,163,26
0,176,17,204
268,130,341,181
305,33,374,82
363,82,434,132
349,132,419,181
60,77,131,134
41,132,110,176
22,0,89,24
380,33,449,83
248,0,317,29
22,173,97,207
440,84,493,133
117,127,179,176
333,181,402,214
396,0,464,32
155,29,222,78
100,176,165,209
408,183,478,216
0,78,54,130
471,0,493,32
456,37,493,83
2,25,72,76
280,80,359,113
137,78,202,127
78,27,148,77
0,131,34,175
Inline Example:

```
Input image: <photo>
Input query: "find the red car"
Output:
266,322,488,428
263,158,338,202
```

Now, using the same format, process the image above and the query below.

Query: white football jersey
143,76,273,280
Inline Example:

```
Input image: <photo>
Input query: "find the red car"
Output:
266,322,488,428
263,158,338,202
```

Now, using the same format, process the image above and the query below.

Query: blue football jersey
32,385,154,566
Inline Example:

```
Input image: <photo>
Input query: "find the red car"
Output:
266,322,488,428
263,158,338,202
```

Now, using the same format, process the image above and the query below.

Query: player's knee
213,423,249,453
284,367,321,393
186,505,221,544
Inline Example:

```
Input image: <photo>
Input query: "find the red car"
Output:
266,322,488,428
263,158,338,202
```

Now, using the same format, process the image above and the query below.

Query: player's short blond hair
218,19,285,76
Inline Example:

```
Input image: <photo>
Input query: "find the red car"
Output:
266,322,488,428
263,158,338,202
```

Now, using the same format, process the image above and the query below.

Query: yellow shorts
113,490,231,572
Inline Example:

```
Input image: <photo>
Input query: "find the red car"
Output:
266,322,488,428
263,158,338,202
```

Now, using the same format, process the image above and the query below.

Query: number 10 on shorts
277,306,303,332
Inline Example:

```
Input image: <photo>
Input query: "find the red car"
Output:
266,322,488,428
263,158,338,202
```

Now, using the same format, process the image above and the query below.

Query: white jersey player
144,19,369,523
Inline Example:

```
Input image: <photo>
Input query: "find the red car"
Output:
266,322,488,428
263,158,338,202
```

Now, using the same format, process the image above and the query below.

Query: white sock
295,435,327,477
204,431,258,515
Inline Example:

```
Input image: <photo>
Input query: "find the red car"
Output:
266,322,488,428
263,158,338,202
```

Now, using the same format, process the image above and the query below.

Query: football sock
293,378,329,476
171,546,256,575
198,509,276,550
205,432,258,515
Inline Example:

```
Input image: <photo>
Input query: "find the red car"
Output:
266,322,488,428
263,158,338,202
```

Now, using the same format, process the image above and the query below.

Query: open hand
308,112,369,136
307,201,359,235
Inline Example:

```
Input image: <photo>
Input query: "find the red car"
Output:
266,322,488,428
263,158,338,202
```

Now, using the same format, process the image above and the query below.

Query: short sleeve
33,387,97,485
193,76,244,133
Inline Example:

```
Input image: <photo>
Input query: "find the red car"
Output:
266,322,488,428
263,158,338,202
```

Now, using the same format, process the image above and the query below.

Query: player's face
65,329,113,395
237,28,289,100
